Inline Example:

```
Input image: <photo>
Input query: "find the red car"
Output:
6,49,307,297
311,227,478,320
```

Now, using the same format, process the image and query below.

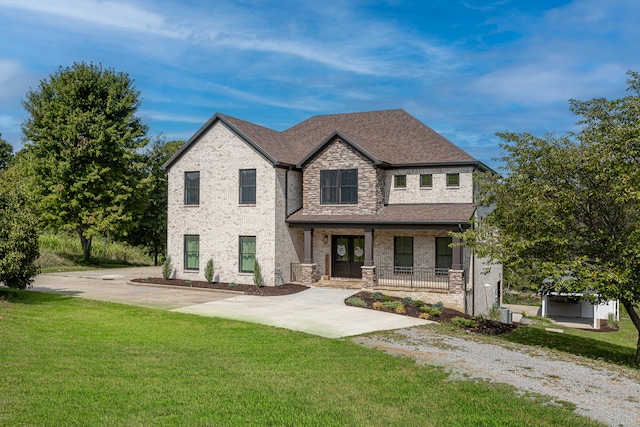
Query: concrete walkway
30,267,430,338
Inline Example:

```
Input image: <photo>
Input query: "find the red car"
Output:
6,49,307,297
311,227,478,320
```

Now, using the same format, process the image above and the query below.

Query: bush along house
163,109,501,315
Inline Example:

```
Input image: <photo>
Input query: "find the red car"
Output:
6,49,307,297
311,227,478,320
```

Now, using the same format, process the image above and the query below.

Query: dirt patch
131,278,308,296
346,291,517,335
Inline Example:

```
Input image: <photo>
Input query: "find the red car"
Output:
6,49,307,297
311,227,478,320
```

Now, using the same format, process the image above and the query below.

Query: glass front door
331,235,365,278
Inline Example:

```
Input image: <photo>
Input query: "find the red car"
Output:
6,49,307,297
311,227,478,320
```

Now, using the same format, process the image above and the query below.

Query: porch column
361,228,376,288
364,228,374,266
452,236,462,270
301,228,317,286
304,228,314,263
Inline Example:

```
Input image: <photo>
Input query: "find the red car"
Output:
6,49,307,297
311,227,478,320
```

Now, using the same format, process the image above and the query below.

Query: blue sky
1,0,639,169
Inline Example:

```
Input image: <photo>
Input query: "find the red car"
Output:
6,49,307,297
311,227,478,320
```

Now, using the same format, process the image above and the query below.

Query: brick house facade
163,110,502,315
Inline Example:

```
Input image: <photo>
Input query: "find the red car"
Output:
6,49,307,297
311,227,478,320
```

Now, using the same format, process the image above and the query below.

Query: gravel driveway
353,327,640,426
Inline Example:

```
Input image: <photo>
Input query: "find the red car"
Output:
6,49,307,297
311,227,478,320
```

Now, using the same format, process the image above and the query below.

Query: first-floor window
436,237,453,269
394,236,413,273
184,235,200,270
239,236,256,273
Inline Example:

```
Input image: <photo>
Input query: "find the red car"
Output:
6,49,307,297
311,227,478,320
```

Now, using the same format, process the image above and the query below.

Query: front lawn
0,289,602,426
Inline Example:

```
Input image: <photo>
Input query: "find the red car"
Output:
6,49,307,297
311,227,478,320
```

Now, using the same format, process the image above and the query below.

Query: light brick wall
167,122,280,285
385,166,474,204
302,139,383,215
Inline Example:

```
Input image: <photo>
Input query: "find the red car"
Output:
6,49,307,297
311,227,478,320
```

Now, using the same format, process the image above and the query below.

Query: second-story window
184,171,200,205
446,173,460,187
239,169,256,204
320,169,357,204
420,174,432,188
394,175,406,188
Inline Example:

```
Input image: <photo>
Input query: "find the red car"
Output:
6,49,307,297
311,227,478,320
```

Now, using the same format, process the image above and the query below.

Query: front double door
332,235,365,279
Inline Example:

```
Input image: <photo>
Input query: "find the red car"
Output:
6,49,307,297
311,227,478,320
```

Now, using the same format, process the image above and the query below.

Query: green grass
37,231,153,272
499,308,639,369
0,289,602,426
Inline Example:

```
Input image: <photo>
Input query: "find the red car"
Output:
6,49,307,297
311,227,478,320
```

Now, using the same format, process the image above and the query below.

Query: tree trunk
153,246,159,266
77,230,92,263
621,299,640,363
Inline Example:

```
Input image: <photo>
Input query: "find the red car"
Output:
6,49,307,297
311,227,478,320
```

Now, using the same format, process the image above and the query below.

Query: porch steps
313,279,364,290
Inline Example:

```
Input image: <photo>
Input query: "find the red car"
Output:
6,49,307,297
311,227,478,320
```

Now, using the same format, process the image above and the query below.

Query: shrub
371,291,384,300
413,300,425,308
420,306,441,317
402,296,414,306
419,312,431,320
162,256,173,280
395,305,406,314
346,297,366,307
382,301,403,310
228,282,238,288
204,259,215,284
452,317,477,328
382,295,391,302
372,301,383,310
488,304,501,321
432,301,445,311
253,259,263,288
185,280,192,286
608,313,619,330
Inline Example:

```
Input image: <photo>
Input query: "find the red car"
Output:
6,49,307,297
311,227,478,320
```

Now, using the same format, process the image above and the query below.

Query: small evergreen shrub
432,301,445,311
402,297,414,306
162,256,173,280
371,291,384,300
419,312,431,320
253,259,263,288
420,306,441,317
228,282,238,288
204,259,215,284
382,301,403,310
185,280,192,286
452,317,477,328
346,297,366,307
413,300,424,308
395,305,406,314
382,295,391,302
372,301,383,310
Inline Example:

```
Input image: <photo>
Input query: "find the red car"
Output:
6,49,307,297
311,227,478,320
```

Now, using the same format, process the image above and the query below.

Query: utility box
499,307,513,324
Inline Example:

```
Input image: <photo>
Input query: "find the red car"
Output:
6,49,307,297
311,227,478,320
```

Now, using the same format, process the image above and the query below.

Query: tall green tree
462,71,640,362
128,137,182,265
0,132,13,172
21,62,148,262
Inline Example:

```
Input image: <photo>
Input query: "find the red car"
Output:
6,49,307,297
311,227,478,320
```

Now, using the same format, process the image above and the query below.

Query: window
394,236,413,273
394,175,406,188
446,173,460,187
420,174,432,188
320,169,357,204
184,235,199,270
184,172,200,205
436,237,453,269
239,236,256,273
239,169,256,204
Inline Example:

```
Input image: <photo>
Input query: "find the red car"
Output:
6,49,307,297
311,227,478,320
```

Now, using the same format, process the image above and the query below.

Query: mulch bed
132,278,516,334
347,291,518,335
130,278,308,296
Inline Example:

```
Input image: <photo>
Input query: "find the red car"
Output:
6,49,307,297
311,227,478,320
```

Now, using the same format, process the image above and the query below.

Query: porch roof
286,203,476,229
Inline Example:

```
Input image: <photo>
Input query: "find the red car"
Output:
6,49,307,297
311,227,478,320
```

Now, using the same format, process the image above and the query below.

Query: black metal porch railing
376,266,450,290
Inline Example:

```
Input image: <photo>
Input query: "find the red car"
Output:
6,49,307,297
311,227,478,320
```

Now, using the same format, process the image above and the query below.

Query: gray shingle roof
286,204,476,228
164,109,487,171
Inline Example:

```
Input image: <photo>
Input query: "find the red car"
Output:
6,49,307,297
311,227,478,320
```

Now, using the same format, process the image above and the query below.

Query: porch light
324,235,328,244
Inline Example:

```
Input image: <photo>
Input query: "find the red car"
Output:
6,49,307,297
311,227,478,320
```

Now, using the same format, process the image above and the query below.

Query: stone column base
361,265,377,289
300,263,317,287
448,269,465,293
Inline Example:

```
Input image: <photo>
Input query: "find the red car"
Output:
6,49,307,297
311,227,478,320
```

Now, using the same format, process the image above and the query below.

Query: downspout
284,167,289,220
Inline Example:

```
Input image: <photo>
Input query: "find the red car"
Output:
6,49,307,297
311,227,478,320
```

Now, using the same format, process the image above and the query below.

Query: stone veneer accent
300,263,317,286
361,266,377,288
302,138,383,215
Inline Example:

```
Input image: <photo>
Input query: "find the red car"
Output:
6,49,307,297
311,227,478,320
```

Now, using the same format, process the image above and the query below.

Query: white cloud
0,0,188,38
140,111,207,124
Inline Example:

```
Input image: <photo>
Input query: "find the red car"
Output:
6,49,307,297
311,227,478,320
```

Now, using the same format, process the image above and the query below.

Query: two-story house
163,109,501,315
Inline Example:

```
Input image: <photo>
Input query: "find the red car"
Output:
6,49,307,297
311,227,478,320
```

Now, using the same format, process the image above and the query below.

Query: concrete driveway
31,266,430,338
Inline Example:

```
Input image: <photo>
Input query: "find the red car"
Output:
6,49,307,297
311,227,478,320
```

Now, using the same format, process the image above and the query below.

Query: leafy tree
461,71,640,362
0,186,39,289
0,133,13,172
21,62,148,262
127,137,182,265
